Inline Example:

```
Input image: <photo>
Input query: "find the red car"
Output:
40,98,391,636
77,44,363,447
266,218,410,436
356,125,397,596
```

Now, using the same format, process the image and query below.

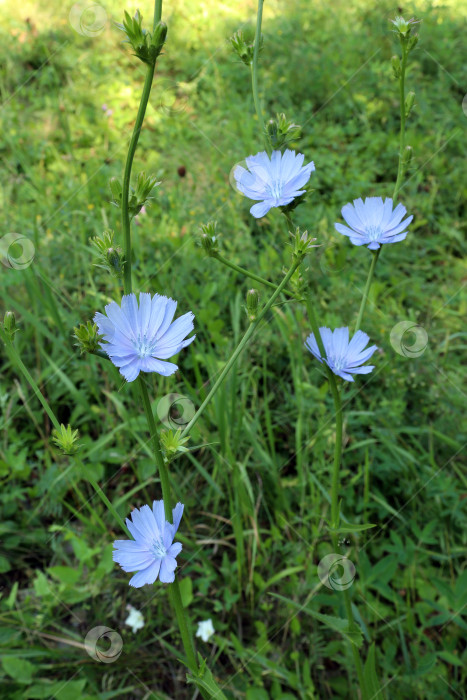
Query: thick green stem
250,0,267,148
122,63,156,294
213,252,297,299
182,258,303,437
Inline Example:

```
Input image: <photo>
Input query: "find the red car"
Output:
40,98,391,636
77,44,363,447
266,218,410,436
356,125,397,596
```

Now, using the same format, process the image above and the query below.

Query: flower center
134,333,156,359
366,224,382,241
268,178,283,200
151,538,167,559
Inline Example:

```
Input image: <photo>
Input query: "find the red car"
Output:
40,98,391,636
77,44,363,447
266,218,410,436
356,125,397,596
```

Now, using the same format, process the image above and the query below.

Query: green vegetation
0,0,466,698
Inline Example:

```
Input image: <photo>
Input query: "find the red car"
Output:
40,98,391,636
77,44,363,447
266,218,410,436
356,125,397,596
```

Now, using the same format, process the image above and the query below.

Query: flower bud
3,311,16,336
73,321,101,355
266,113,301,149
391,55,401,79
52,424,80,455
198,222,219,256
405,91,415,118
151,21,167,54
246,289,260,321
160,428,190,462
402,145,413,168
290,227,319,262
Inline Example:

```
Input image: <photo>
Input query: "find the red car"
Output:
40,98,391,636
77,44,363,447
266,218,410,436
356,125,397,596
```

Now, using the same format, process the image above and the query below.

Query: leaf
363,643,383,698
437,650,464,667
2,656,35,682
179,577,193,608
47,566,81,585
328,523,377,534
271,594,363,648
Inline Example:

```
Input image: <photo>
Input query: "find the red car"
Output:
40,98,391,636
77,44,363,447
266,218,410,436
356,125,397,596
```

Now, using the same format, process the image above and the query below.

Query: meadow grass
0,0,466,698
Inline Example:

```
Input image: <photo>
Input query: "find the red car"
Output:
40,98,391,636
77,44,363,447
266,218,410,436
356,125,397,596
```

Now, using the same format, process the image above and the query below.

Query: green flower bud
109,177,122,206
229,30,258,66
290,227,319,262
391,55,401,79
73,321,101,355
266,113,301,149
246,289,260,321
198,222,219,256
405,91,415,118
160,428,190,462
3,311,17,336
151,21,167,54
52,424,80,455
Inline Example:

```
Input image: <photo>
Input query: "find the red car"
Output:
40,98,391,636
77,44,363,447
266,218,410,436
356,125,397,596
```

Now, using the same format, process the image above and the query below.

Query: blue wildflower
94,292,195,383
335,196,413,250
305,327,377,382
113,501,184,587
233,149,315,218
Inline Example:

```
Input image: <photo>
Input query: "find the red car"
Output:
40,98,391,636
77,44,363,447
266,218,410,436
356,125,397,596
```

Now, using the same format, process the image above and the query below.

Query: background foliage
0,0,466,697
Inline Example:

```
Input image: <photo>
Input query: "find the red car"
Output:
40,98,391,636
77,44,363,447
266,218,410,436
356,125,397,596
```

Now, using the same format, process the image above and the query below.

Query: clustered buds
266,113,301,149
117,11,167,66
91,229,125,278
198,222,220,257
391,16,420,53
73,321,102,355
160,429,191,462
290,227,319,262
246,289,260,322
229,30,261,66
110,172,160,219
52,424,80,455
3,311,18,341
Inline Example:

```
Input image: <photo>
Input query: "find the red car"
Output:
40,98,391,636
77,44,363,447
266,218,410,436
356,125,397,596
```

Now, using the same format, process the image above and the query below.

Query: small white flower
195,618,215,642
124,604,145,633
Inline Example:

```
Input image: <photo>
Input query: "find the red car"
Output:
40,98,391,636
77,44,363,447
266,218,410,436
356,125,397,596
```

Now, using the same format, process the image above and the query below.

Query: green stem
250,0,267,148
137,377,198,673
302,301,366,695
182,257,303,437
354,250,379,333
122,63,156,294
354,44,408,334
392,45,407,202
213,252,297,299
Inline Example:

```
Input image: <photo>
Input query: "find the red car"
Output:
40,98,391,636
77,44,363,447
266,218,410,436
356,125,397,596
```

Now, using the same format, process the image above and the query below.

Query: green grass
0,0,466,698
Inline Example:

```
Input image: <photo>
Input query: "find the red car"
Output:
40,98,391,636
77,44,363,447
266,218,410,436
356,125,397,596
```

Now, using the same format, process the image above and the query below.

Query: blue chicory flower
233,149,315,218
305,327,377,382
94,292,195,383
335,196,413,250
113,500,184,587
